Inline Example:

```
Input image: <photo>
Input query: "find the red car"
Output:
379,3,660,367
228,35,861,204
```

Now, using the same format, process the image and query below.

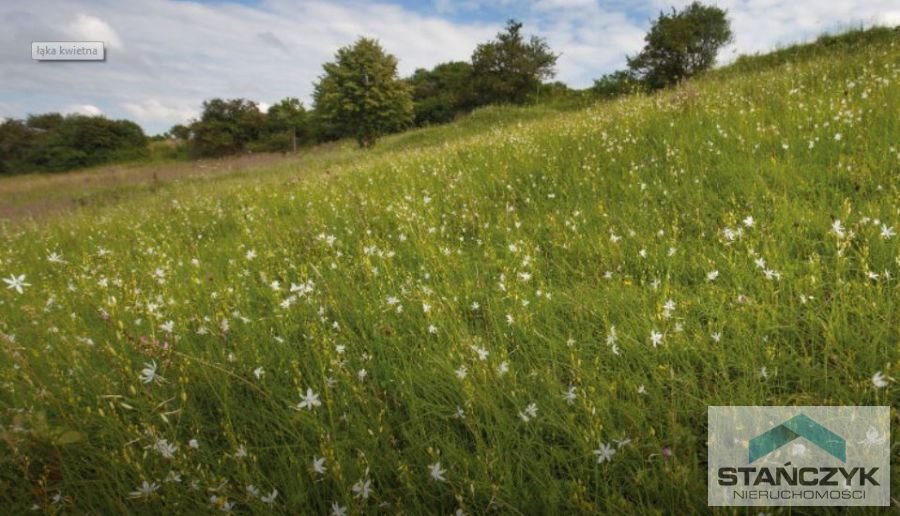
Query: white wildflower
871,371,892,389
3,274,30,294
153,438,177,459
594,442,616,463
261,489,278,505
352,478,372,499
139,360,164,385
312,456,327,475
831,220,846,239
429,462,446,482
296,388,322,410
518,402,538,422
129,480,160,499
563,386,577,405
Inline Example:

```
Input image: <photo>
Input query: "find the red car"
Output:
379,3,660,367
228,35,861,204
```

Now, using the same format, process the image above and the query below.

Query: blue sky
1,0,898,134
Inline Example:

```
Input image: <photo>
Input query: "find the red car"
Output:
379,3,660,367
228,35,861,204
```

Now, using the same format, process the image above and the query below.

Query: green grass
0,28,898,514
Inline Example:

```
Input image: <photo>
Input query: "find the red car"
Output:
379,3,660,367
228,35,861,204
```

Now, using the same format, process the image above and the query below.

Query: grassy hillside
0,103,573,223
1,28,898,513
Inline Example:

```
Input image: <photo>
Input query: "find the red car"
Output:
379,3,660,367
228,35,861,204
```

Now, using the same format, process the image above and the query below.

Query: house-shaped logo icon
748,413,846,463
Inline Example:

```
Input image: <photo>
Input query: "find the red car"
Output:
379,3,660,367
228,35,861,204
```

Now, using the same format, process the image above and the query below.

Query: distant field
0,149,324,222
1,28,898,513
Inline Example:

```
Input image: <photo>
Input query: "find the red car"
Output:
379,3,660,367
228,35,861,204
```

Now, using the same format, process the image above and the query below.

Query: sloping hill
1,27,898,513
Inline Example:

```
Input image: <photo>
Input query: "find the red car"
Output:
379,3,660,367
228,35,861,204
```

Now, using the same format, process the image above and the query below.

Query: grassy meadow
1,28,898,514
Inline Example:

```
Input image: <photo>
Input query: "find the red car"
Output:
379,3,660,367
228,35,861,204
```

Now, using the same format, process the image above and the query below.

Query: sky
1,0,898,135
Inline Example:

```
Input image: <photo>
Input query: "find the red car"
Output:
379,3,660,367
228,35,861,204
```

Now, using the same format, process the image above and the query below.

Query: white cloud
522,6,647,86
0,101,15,120
64,103,103,116
533,0,600,11
0,0,896,134
121,98,196,123
65,13,121,49
876,11,900,25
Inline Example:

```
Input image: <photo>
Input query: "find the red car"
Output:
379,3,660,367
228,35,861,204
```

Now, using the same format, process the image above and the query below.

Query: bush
187,99,266,158
0,114,148,174
591,71,645,99
407,61,478,126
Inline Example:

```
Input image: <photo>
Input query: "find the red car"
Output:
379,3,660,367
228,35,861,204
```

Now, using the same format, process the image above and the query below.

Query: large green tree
313,38,413,148
188,98,266,157
406,61,477,126
471,19,558,105
264,97,308,153
627,2,732,90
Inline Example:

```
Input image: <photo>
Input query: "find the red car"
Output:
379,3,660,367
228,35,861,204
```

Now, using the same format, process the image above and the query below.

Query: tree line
0,113,147,174
0,2,731,173
178,18,563,154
